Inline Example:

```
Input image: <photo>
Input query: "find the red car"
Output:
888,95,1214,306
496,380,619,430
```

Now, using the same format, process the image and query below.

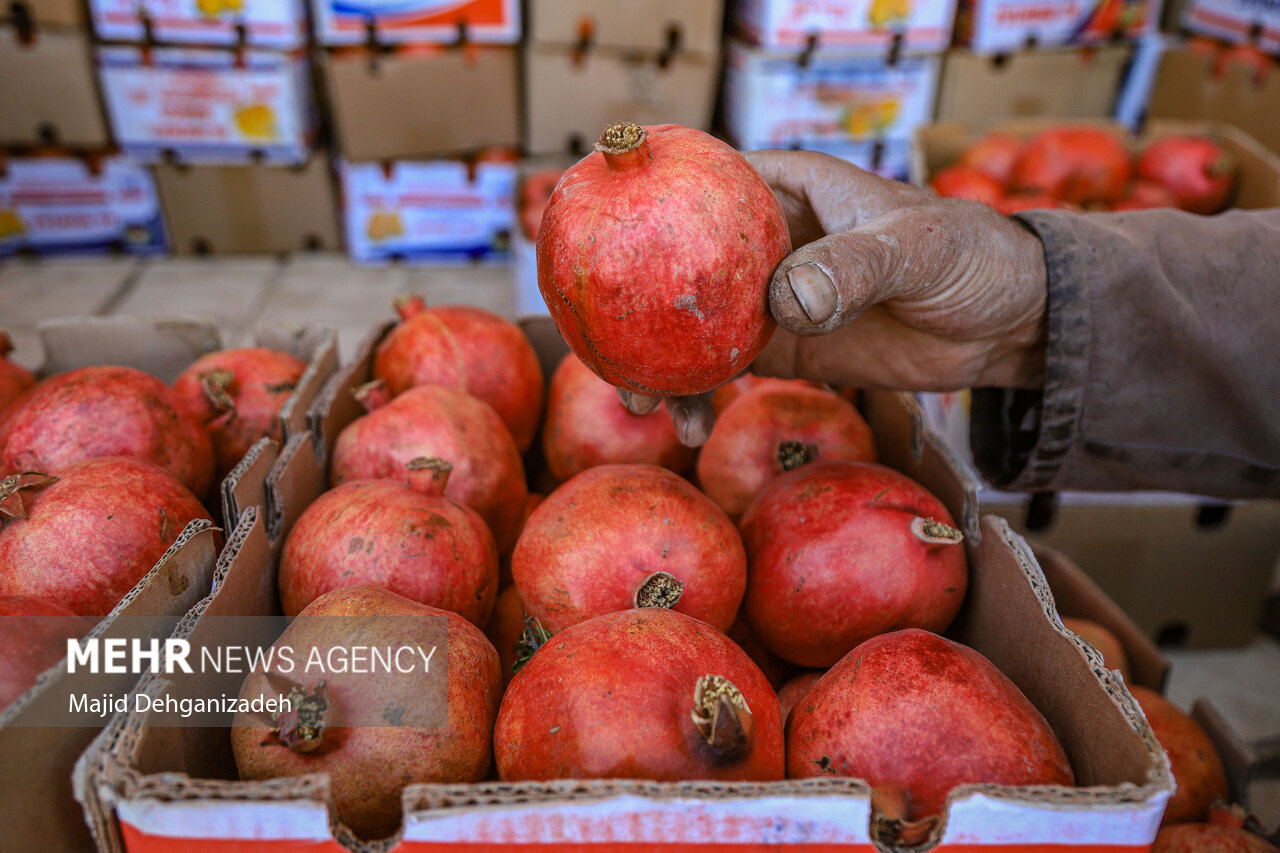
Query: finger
665,393,715,448
768,227,904,336
742,149,929,225
618,388,662,415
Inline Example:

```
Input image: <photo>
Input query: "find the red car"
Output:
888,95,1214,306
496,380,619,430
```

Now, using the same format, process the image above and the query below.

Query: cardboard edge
256,323,340,444
304,319,393,465
220,437,281,532
34,315,224,382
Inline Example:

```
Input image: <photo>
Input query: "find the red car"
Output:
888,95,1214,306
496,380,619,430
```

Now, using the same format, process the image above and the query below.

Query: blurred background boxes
311,0,519,45
733,0,959,52
954,0,1163,53
0,24,109,148
88,0,309,48
530,0,724,54
8,0,85,29
1180,0,1280,54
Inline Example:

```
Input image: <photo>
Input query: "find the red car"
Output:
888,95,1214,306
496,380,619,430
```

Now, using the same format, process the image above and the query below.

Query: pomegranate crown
596,122,645,154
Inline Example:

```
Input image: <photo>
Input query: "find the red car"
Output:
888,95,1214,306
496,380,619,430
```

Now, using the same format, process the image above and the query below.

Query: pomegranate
1153,804,1279,852
512,464,746,634
1014,126,1132,205
711,374,825,416
740,461,968,668
0,459,211,622
495,607,783,781
0,365,216,499
1136,136,1237,215
232,585,501,841
0,595,92,711
0,332,35,419
1061,616,1131,681
992,193,1068,215
1129,685,1229,825
537,122,790,397
1110,179,1180,211
484,584,528,688
279,459,498,627
372,298,544,452
1216,44,1275,85
542,352,696,483
330,383,528,554
929,165,1005,206
696,379,878,519
788,629,1074,840
519,169,563,241
777,670,824,724
729,616,797,691
498,491,543,590
171,346,308,477
957,132,1024,186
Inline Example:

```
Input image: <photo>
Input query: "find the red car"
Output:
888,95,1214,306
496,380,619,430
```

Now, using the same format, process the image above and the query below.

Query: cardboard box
312,0,519,45
73,320,1173,851
1146,45,1280,157
1181,0,1280,55
89,0,307,47
339,158,515,264
524,44,720,156
0,25,110,149
734,0,958,53
1193,698,1280,843
97,45,317,166
529,0,725,55
723,39,940,151
321,45,519,162
154,154,342,255
954,0,1162,53
0,154,168,257
935,45,1136,124
2,0,85,29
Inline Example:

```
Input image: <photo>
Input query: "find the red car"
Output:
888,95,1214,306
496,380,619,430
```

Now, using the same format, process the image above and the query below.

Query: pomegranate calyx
635,571,683,609
393,293,428,321
910,516,964,546
596,122,651,173
272,681,330,754
353,379,392,413
691,674,754,761
1207,152,1237,178
870,785,939,847
0,472,58,521
200,367,237,414
405,456,453,496
777,440,819,472
513,615,552,675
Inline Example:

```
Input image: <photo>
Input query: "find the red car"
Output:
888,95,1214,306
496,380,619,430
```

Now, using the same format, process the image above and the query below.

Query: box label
0,157,166,257
958,0,1163,52
735,0,958,52
1182,0,1280,55
313,0,520,44
89,0,308,48
97,47,315,165
341,160,515,263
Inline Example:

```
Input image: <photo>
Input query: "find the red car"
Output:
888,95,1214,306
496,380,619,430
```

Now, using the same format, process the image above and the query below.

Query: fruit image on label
365,210,404,241
869,0,913,27
0,210,24,239
842,98,901,136
234,104,278,140
195,0,244,17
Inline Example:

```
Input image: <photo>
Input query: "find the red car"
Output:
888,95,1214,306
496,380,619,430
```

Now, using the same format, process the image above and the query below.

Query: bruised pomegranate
957,132,1024,186
0,332,35,419
929,165,1005,205
1110,179,1180,211
0,595,92,710
1136,136,1237,215
740,461,967,668
696,379,877,519
279,460,498,626
788,629,1074,838
1129,686,1229,825
372,298,544,452
777,670,824,724
537,122,790,397
512,464,745,634
495,607,783,782
1014,126,1132,205
172,346,308,476
0,365,215,499
330,383,528,554
0,459,211,622
232,585,501,841
1062,616,1131,681
542,352,696,483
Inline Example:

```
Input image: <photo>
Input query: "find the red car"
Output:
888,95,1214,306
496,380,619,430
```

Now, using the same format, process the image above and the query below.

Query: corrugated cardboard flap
36,315,222,383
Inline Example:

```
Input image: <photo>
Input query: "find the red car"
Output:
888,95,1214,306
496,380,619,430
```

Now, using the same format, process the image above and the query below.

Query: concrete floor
3,253,1279,831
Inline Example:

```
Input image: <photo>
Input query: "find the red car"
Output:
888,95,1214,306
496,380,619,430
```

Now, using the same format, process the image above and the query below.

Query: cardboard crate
321,45,519,163
1146,45,1280,157
73,318,1173,851
734,0,958,53
1181,0,1280,55
2,0,85,30
312,0,519,45
1193,698,1280,844
954,0,1162,53
154,154,342,255
529,0,724,55
0,153,168,257
0,24,110,149
89,0,308,48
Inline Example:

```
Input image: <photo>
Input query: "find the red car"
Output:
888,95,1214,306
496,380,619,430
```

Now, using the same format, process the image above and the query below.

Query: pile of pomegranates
931,125,1238,215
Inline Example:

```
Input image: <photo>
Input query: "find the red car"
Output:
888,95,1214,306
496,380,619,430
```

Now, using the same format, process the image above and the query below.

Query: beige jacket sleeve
970,207,1280,500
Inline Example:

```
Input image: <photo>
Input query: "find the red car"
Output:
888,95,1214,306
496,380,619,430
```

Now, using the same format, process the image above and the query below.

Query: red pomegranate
495,607,784,782
0,459,212,622
711,374,825,416
330,383,528,554
0,332,35,419
1136,136,1237,215
542,352,696,483
1216,43,1275,85
957,132,1024,186
233,585,501,841
1153,804,1279,852
484,584,528,688
1014,126,1132,205
519,169,563,241
696,379,878,519
499,491,543,590
0,365,215,499
929,165,1005,205
1061,616,1131,681
728,616,797,691
537,122,790,397
777,670,824,724
1110,179,1180,211
740,461,968,668
992,193,1068,215
1129,685,1229,825
372,298,544,452
512,464,746,634
0,595,92,710
279,459,498,627
787,629,1074,839
172,346,308,476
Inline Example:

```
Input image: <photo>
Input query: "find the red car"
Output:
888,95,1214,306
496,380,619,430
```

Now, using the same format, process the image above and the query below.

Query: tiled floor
3,253,1279,831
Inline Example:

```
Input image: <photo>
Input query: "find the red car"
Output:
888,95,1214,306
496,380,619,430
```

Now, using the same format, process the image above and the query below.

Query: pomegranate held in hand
1014,126,1132,205
0,332,35,419
740,461,967,668
0,595,92,710
513,463,746,634
1129,685,1228,825
1136,136,1236,215
0,459,211,622
372,299,544,452
788,629,1074,837
495,607,783,782
537,122,790,397
233,586,501,841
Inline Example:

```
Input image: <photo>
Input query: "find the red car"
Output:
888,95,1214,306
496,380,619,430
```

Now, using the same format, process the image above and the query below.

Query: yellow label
366,210,404,241
234,104,278,140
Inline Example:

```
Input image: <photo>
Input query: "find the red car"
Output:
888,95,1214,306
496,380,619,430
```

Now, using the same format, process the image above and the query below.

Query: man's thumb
768,230,898,336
